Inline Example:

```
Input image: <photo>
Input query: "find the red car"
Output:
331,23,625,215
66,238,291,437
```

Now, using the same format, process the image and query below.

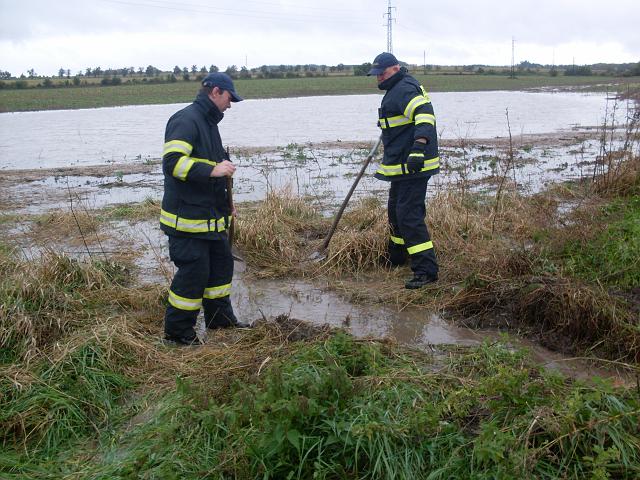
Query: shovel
309,135,382,261
225,147,244,262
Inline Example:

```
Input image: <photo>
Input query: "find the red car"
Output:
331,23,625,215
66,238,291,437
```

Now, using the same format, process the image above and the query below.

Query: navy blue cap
367,52,399,76
201,72,243,102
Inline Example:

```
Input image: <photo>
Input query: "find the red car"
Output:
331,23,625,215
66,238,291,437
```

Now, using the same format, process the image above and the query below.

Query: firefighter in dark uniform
161,72,249,346
368,53,440,289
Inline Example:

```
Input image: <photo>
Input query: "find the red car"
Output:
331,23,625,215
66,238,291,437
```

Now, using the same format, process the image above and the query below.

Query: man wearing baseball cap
368,52,440,289
160,72,249,346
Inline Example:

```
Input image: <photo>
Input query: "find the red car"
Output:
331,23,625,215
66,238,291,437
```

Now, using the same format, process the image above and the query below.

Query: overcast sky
1,0,638,76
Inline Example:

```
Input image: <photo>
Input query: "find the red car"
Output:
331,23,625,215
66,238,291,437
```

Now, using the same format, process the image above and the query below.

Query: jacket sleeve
162,114,214,183
402,86,437,143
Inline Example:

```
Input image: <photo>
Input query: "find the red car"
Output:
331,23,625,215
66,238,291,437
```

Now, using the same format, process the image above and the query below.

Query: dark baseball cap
367,52,399,76
201,72,243,102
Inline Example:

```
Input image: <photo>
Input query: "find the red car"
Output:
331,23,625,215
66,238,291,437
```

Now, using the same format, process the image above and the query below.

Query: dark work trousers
387,176,439,279
164,235,236,339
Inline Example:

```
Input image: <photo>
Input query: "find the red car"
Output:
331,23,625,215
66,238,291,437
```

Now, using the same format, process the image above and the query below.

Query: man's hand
211,159,236,177
406,140,427,174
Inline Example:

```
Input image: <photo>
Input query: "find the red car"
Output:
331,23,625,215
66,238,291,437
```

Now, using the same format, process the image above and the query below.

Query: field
1,80,639,478
1,73,638,112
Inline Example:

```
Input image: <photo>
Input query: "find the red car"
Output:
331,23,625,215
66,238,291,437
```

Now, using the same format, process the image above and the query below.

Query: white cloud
1,0,637,76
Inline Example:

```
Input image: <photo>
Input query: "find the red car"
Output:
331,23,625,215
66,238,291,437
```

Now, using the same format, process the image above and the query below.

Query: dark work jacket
375,68,440,182
160,92,231,240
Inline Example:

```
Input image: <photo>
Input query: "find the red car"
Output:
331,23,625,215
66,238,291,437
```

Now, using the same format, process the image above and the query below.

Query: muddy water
0,91,614,170
45,219,621,383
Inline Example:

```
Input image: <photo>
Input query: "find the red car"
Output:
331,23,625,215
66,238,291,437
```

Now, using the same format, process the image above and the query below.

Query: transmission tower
384,0,396,53
510,36,516,79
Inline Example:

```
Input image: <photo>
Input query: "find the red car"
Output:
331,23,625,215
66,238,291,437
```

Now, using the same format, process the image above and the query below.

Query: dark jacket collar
194,92,224,124
378,67,407,91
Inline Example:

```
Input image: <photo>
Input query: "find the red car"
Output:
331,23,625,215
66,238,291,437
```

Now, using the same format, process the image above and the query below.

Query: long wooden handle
320,136,382,251
226,175,234,247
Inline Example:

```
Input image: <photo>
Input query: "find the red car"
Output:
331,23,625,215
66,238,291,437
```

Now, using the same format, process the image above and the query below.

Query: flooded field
0,91,614,170
1,91,636,383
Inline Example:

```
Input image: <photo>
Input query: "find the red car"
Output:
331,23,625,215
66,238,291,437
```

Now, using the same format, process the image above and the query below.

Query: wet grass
1,74,635,112
232,144,640,361
563,197,640,289
2,322,639,479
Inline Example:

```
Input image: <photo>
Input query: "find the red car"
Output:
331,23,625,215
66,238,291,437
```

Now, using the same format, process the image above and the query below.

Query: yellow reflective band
163,140,193,156
160,209,177,228
404,95,429,120
408,153,424,158
191,157,217,167
420,86,431,102
376,163,404,176
376,156,439,177
422,157,440,171
415,113,436,126
160,209,230,233
390,235,405,245
407,241,434,255
378,114,413,129
173,155,195,181
204,283,232,299
168,290,202,311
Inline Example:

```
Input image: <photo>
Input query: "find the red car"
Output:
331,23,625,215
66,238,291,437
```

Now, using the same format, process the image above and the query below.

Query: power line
97,0,373,24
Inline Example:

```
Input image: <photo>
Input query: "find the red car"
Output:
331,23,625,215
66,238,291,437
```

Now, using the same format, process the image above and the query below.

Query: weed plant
3,331,638,479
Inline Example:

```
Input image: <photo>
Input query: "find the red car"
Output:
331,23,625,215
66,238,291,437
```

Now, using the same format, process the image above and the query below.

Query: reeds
236,188,325,277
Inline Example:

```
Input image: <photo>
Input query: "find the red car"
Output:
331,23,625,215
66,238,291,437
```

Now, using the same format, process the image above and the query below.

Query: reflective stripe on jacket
375,69,440,181
160,93,231,240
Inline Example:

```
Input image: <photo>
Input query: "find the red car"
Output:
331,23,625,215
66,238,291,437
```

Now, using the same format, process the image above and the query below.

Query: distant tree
225,65,238,79
565,65,592,76
167,74,177,83
138,66,144,74
209,64,218,73
43,78,53,87
353,62,371,76
239,66,251,79
200,65,207,74
66,69,71,78
94,66,103,77
58,68,65,78
336,63,345,72
173,65,181,75
0,71,11,79
191,64,198,74
145,65,158,76
72,76,81,86
27,68,36,78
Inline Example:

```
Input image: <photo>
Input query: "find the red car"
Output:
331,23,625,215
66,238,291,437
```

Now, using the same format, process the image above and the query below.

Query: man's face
377,65,399,84
209,87,232,112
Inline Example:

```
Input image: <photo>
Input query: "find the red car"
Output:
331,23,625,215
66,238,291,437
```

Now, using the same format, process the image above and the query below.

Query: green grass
1,74,636,112
2,333,638,479
564,196,640,288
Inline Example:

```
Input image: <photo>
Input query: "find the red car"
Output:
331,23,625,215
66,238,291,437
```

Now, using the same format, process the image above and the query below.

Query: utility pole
510,36,516,79
383,0,396,53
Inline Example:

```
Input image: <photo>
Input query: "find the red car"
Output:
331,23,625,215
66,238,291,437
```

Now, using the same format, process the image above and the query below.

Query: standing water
0,91,611,170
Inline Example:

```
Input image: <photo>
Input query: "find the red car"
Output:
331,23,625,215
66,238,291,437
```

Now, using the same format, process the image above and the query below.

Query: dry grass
236,188,325,277
0,249,164,363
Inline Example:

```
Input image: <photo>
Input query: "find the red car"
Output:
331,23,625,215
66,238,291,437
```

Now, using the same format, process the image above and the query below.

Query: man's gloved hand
406,140,427,174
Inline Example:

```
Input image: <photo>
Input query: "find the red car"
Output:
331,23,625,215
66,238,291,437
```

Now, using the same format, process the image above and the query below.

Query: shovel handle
225,147,235,248
320,136,382,251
